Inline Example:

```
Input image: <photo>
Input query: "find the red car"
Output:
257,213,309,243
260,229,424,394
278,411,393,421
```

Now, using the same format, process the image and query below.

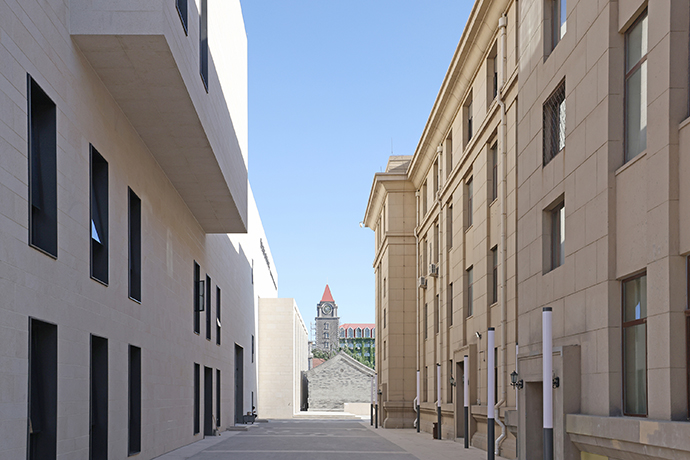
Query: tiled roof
321,284,334,303
339,323,375,330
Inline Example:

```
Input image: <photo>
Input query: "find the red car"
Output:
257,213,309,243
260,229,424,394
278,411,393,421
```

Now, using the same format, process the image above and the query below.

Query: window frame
543,81,566,166
467,266,474,318
199,0,209,92
90,145,109,285
128,188,142,302
176,0,188,35
622,272,648,417
624,10,648,163
550,201,565,271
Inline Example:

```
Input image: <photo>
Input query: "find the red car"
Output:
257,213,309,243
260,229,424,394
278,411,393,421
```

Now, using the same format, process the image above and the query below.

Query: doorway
28,318,57,460
90,335,108,460
525,381,544,459
455,360,465,439
204,366,213,436
235,344,244,424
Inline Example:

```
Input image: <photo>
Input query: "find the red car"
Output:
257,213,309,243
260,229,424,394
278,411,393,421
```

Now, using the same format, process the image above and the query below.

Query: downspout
415,190,421,429
494,13,509,457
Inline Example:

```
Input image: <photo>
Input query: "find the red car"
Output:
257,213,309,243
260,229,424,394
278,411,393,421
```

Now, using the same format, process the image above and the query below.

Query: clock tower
315,285,339,353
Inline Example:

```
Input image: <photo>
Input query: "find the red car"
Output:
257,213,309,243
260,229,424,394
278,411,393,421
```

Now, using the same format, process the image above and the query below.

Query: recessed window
488,43,498,103
252,334,255,363
216,286,221,345
176,0,188,34
433,158,439,194
465,95,474,145
546,0,567,54
445,133,453,178
128,345,141,455
435,294,440,334
384,308,387,328
193,262,203,334
625,11,648,163
206,275,211,340
90,145,109,284
448,283,453,326
423,366,428,402
546,200,565,271
324,322,329,330
128,188,141,302
424,303,428,339
466,177,474,228
28,76,57,258
623,274,647,416
199,0,208,91
491,246,498,304
90,335,108,459
28,318,57,460
467,266,474,317
216,369,221,427
447,204,453,250
491,143,498,202
543,82,566,166
193,363,200,434
422,180,428,216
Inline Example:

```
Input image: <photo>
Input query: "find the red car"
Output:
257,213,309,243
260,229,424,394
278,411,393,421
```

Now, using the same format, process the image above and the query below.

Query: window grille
543,82,566,165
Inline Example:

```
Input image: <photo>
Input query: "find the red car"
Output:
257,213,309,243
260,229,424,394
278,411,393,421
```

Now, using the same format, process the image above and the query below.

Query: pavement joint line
201,451,415,454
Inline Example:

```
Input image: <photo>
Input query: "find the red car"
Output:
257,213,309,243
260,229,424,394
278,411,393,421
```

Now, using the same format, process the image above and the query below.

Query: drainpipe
494,13,509,457
436,363,442,440
543,308,553,460
371,375,374,426
463,355,469,448
487,328,495,460
415,190,420,433
416,370,421,432
375,373,379,429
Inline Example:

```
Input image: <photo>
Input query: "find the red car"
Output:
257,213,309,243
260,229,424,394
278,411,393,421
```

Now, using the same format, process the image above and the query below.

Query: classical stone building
304,352,376,411
339,323,376,367
0,1,279,459
314,284,339,353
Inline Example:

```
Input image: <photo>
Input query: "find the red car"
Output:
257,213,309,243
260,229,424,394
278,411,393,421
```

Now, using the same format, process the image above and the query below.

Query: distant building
314,285,339,353
339,323,375,366
305,352,375,411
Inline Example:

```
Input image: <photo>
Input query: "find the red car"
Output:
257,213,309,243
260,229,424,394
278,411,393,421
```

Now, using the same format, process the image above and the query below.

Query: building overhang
70,0,247,233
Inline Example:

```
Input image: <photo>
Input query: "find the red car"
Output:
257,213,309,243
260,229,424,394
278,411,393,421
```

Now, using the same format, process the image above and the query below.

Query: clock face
322,304,333,315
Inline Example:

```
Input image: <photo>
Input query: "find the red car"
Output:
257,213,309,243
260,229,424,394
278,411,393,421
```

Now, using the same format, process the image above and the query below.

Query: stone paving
154,419,510,460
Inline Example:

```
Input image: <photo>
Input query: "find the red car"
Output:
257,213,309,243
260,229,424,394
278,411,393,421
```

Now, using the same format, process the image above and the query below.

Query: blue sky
242,1,473,332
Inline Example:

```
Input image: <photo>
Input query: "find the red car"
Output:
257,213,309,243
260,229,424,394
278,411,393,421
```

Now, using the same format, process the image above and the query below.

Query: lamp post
416,370,420,433
543,307,553,460
436,363,441,440
464,355,469,448
374,374,379,429
370,375,374,426
487,328,495,460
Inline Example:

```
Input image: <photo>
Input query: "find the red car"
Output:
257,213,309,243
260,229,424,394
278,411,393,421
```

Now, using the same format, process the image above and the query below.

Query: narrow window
128,188,141,302
323,332,329,339
199,0,208,91
128,345,141,455
90,145,109,284
625,11,648,162
491,246,498,304
28,318,57,460
216,286,221,345
424,303,428,339
448,360,454,403
324,322,329,330
204,367,213,436
488,43,498,103
384,340,387,360
623,274,647,416
176,0,188,34
448,283,453,326
447,205,453,249
435,294,440,333
494,347,499,404
465,96,474,144
491,143,498,202
194,363,200,434
549,201,565,271
206,275,211,340
216,369,221,427
423,366,428,402
547,0,567,52
422,181,428,216
384,309,386,328
445,133,453,178
252,335,255,363
687,257,690,418
543,82,566,165
467,267,474,317
193,262,203,334
466,177,474,228
434,223,440,264
28,76,57,257
90,335,108,460
383,278,386,297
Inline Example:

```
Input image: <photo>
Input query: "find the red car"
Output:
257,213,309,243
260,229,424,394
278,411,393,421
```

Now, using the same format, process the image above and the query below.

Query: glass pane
560,0,567,39
558,99,566,151
626,13,648,72
624,275,647,322
624,323,647,415
626,62,647,161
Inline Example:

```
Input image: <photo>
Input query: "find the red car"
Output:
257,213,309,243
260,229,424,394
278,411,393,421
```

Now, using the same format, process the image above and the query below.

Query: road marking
202,451,414,455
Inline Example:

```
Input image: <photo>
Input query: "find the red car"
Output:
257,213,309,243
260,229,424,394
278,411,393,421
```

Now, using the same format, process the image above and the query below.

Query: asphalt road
185,420,416,460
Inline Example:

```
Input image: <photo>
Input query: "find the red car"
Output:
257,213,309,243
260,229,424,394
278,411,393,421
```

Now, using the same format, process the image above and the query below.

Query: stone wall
306,352,375,411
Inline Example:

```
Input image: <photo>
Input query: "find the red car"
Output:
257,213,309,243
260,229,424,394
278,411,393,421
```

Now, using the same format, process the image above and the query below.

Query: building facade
339,323,376,367
0,1,278,459
304,352,376,411
314,284,339,353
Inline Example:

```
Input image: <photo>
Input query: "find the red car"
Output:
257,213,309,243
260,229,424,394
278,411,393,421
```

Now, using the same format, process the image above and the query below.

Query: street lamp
510,370,523,390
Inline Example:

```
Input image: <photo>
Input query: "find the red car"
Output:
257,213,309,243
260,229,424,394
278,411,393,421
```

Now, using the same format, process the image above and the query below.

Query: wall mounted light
510,370,523,390
475,331,482,339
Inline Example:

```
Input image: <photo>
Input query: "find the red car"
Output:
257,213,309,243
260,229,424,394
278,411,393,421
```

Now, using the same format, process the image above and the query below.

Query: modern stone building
304,351,376,411
257,298,309,418
0,1,279,459
366,0,690,459
314,284,339,353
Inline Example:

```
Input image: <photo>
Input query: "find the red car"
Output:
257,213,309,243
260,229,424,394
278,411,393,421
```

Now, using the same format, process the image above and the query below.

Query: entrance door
455,360,465,439
525,382,544,459
234,345,244,424
204,366,213,436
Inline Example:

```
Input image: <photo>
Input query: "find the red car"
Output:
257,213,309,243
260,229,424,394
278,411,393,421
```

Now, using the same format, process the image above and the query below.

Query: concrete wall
305,353,375,411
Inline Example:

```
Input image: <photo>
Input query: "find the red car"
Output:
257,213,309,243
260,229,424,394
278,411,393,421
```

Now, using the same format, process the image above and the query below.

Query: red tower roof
321,284,334,303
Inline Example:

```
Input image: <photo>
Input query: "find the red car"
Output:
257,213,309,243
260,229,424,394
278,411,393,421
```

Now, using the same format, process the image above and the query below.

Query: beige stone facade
257,298,309,419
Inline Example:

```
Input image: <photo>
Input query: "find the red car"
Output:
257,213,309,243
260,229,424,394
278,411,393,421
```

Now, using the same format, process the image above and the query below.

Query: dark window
384,309,386,328
206,275,211,340
447,205,453,250
193,262,203,334
543,82,566,165
623,274,647,416
194,363,200,434
448,283,453,326
204,367,213,436
199,0,208,91
424,303,428,339
494,347,499,404
549,201,565,271
90,335,108,460
435,294,440,334
90,145,109,284
423,366,428,402
28,76,57,258
466,98,473,144
448,360,454,403
491,143,498,202
128,345,141,455
422,180,428,216
625,11,648,162
176,0,188,34
252,335,255,363
488,43,498,103
216,286,221,345
467,178,473,228
445,133,453,178
216,369,221,427
28,318,57,460
128,188,141,302
467,266,474,317
491,246,498,304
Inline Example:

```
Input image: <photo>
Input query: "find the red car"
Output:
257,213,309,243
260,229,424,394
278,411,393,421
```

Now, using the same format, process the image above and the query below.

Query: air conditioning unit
429,263,439,277
419,276,428,289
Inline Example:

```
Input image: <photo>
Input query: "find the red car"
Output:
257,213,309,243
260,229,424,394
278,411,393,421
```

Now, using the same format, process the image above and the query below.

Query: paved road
185,420,415,460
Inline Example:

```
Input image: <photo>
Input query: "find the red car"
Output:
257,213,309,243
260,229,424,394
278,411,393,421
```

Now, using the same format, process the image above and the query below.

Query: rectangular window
252,334,255,363
625,11,648,162
467,267,474,317
433,159,439,193
445,133,453,178
176,0,188,34
206,275,211,340
448,283,453,326
384,340,387,360
383,278,386,297
384,308,387,328
547,0,567,52
128,345,141,455
90,335,108,460
549,201,565,270
488,43,498,103
543,82,566,165
434,223,440,264
465,96,474,145
193,262,202,334
435,294,440,334
448,360,454,403
447,205,453,250
623,274,647,416
216,369,221,427
128,188,141,302
491,246,498,304
491,143,498,202
216,286,221,345
194,363,200,434
422,181,428,216
466,178,474,228
28,318,57,460
494,347,499,404
90,145,109,284
199,0,208,91
424,303,428,339
28,76,57,258
423,366,428,402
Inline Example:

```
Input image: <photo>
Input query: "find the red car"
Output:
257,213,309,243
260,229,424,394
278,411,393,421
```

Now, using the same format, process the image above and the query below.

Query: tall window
199,0,208,91
434,224,440,264
28,76,57,258
491,246,498,304
548,0,567,52
623,274,647,416
424,303,428,339
625,11,648,162
435,294,440,334
205,276,211,340
193,262,202,334
28,318,58,460
465,96,474,144
216,369,221,427
324,322,329,330
488,43,498,102
423,366,428,402
543,82,566,165
128,188,141,302
216,286,221,345
448,283,453,326
384,309,387,328
433,159,439,193
467,267,474,317
447,205,453,250
176,0,188,34
90,335,108,459
422,181,428,216
466,178,474,228
491,143,498,202
90,145,109,284
128,345,141,455
193,363,200,434
445,133,453,178
549,201,565,270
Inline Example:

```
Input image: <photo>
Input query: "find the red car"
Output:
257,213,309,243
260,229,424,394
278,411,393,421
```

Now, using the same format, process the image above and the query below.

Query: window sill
129,296,142,304
543,264,563,275
615,150,647,176
465,224,474,234
29,243,58,260
90,275,109,287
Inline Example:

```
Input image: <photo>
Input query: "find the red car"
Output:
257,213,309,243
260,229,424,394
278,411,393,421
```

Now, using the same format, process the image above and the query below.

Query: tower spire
321,284,334,303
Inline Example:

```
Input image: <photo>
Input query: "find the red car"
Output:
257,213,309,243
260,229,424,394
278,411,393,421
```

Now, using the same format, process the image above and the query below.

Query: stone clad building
339,323,376,367
305,352,375,411
314,284,340,353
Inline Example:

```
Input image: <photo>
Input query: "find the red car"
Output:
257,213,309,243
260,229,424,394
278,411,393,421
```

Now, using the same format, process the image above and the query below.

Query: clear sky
241,1,473,333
